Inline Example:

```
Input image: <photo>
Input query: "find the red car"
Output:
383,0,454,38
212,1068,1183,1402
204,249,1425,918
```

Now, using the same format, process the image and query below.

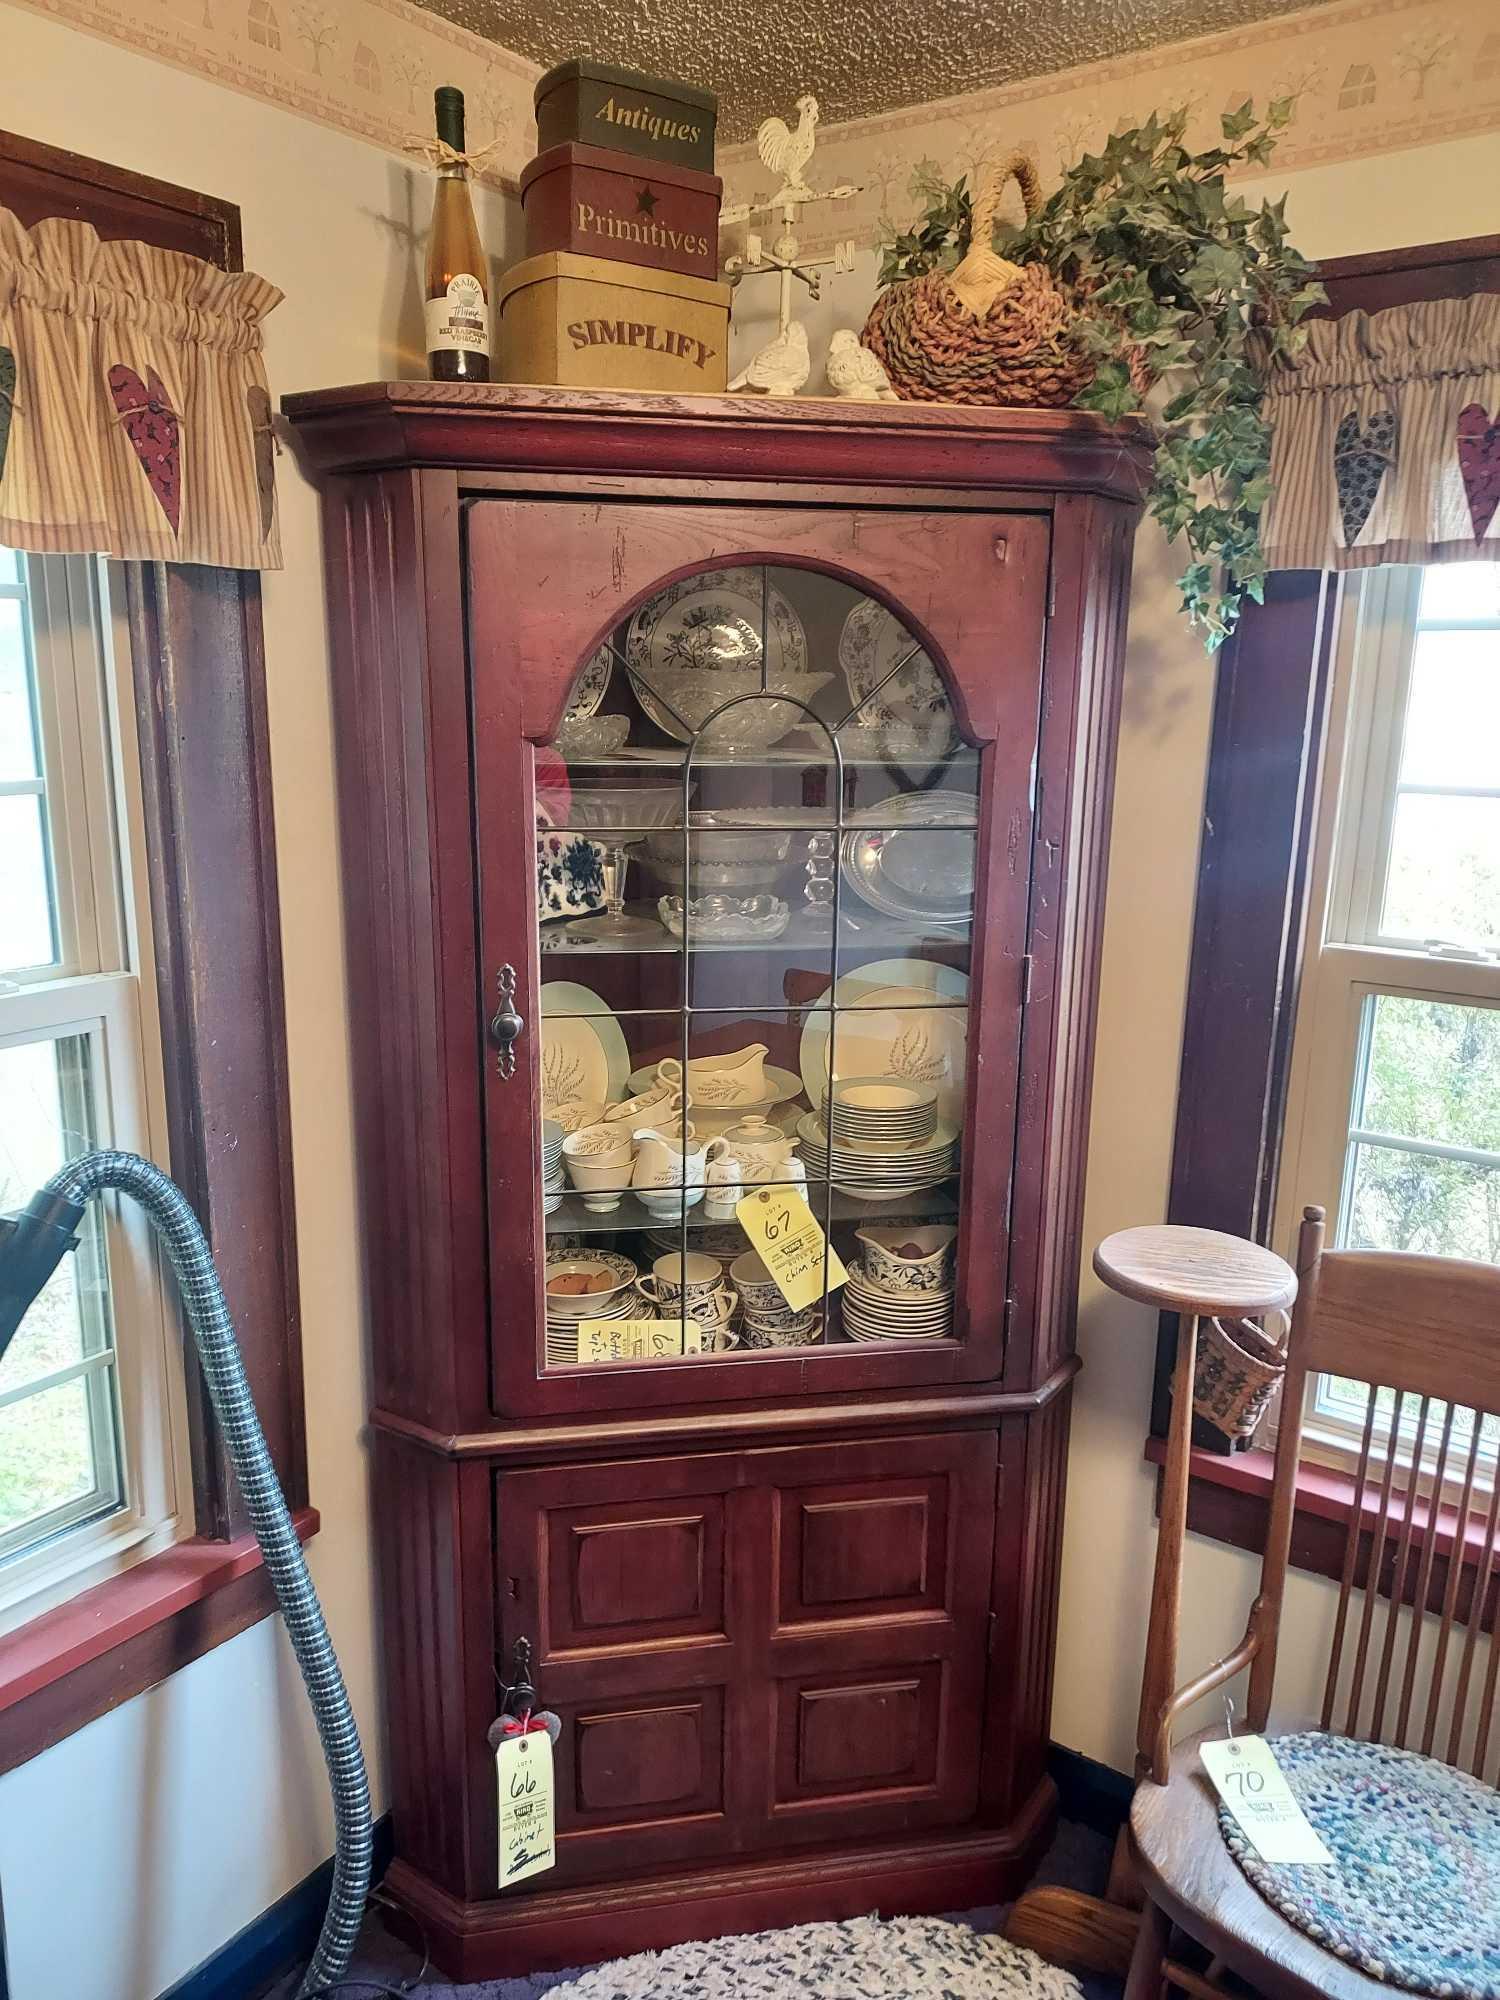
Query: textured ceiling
414,0,1334,143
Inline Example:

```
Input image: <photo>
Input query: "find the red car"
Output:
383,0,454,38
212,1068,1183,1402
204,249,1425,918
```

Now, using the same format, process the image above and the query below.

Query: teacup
602,1080,682,1127
730,1251,786,1317
550,1096,607,1135
634,1250,724,1318
740,1312,822,1349
741,1295,821,1334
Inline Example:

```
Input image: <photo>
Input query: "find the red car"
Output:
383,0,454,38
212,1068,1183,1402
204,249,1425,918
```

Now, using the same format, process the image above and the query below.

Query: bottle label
426,274,489,355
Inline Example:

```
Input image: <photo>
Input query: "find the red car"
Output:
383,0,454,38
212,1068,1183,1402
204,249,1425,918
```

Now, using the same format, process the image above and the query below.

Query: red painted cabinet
286,382,1146,1983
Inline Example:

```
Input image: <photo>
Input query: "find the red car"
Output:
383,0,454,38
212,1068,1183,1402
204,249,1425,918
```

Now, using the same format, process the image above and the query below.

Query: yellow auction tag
736,1186,846,1312
1199,1735,1333,1865
496,1727,555,1885
575,1317,702,1363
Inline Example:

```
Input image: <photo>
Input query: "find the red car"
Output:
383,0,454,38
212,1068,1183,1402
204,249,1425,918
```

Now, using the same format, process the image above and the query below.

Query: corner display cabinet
284,383,1148,1981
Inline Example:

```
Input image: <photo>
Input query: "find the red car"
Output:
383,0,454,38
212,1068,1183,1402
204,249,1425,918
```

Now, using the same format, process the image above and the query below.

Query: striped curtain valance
1258,293,1500,573
0,207,282,570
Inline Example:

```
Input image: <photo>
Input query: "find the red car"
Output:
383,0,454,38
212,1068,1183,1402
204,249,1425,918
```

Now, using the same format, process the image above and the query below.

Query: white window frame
0,552,188,1632
1275,564,1500,1471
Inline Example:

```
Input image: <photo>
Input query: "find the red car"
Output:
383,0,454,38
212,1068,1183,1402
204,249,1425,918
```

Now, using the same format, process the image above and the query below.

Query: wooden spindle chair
1126,1205,1500,2000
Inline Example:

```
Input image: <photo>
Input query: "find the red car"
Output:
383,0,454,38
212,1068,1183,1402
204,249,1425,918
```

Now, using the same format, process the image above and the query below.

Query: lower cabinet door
495,1430,998,1885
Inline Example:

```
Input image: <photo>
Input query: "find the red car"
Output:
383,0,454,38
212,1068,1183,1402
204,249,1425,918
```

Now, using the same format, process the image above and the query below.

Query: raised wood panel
790,1670,935,1793
570,1690,722,1818
559,1502,722,1649
781,1486,942,1623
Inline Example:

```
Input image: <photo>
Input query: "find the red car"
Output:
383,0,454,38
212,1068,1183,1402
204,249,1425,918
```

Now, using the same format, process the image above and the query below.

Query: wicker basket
1191,1309,1290,1442
862,151,1095,409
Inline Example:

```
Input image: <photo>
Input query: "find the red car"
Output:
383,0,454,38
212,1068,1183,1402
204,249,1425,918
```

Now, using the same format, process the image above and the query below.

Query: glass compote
562,787,681,943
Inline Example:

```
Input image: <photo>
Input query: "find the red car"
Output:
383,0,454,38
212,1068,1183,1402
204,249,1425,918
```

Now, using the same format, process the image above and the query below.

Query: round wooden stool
1005,1224,1298,1982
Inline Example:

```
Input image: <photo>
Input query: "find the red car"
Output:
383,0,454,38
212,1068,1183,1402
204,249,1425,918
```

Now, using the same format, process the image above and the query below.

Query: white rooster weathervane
723,94,862,397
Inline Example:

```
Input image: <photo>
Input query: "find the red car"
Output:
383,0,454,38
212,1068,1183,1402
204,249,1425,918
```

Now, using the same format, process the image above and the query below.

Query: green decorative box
533,59,717,174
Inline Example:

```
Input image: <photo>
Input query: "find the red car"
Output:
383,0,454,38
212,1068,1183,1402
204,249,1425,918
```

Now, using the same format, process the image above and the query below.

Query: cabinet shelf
543,1182,961,1237
540,909,971,960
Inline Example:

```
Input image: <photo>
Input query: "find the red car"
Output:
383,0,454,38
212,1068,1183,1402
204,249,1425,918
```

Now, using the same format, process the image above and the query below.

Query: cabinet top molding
282,380,1152,502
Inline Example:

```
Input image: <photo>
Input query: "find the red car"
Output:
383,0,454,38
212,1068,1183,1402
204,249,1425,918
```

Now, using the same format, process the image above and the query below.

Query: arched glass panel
534,564,979,1372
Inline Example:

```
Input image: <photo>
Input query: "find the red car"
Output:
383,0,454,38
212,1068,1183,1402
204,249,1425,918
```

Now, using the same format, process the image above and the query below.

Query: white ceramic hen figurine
756,95,820,198
826,328,898,401
728,323,811,398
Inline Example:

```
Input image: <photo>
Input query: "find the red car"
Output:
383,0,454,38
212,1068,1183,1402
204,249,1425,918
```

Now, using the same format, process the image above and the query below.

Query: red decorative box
520,142,723,283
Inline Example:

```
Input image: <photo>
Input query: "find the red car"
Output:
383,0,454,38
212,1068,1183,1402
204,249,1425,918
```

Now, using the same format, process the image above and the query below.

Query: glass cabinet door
538,563,978,1371
471,504,1050,1408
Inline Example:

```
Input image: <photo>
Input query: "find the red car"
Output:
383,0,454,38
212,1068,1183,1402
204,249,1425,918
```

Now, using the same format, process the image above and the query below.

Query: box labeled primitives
533,59,717,174
498,251,730,391
520,143,723,283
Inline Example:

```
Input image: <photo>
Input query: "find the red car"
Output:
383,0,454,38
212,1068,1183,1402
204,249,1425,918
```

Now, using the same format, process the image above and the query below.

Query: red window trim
1144,1440,1498,1629
0,1510,318,1775
1146,229,1500,1543
0,130,306,1765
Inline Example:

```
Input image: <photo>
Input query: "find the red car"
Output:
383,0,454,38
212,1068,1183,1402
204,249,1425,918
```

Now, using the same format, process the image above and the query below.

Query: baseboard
1046,1744,1133,1840
384,1777,1058,1984
158,1817,392,2000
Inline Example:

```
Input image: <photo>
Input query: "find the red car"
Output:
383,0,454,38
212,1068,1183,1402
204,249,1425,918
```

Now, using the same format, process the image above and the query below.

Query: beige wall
0,12,519,1996
0,5,1498,1990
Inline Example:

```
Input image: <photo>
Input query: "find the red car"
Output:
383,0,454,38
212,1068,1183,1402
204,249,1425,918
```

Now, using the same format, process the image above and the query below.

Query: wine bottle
425,86,491,383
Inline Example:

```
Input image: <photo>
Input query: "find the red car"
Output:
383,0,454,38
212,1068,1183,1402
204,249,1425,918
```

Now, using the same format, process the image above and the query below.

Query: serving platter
800,959,969,1128
840,793,979,926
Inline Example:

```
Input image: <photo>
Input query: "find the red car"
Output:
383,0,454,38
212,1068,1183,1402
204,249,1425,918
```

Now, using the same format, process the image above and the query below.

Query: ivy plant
879,104,1327,649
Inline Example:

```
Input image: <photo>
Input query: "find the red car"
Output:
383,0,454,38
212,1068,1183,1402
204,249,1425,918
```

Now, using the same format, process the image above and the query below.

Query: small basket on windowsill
1189,1309,1291,1444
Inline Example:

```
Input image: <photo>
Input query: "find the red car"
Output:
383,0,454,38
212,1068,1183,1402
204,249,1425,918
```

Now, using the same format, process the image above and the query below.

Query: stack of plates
797,1111,958,1202
839,1261,954,1342
542,1120,565,1215
822,1078,938,1149
545,1291,643,1364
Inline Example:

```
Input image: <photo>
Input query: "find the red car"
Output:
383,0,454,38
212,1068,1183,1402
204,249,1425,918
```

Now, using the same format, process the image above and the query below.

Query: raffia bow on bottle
862,149,1097,409
401,133,509,177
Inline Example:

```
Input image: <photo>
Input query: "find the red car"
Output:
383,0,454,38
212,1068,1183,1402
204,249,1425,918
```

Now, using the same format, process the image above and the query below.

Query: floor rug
541,1914,1083,1999
1220,1731,1500,1999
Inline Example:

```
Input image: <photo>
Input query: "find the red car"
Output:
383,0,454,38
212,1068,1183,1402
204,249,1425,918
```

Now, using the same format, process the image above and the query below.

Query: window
246,0,281,49
1278,563,1500,1457
0,549,183,1628
352,42,380,92
1338,62,1378,110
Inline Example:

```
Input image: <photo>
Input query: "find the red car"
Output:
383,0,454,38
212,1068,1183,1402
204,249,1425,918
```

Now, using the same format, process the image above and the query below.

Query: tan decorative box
498,252,730,393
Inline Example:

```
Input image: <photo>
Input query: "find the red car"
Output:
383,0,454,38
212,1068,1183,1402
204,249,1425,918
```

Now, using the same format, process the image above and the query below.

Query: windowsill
0,1506,319,1774
1143,1437,1496,1616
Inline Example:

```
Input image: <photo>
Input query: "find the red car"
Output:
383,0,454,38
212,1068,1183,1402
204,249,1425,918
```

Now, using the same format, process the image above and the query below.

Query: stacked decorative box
500,61,730,393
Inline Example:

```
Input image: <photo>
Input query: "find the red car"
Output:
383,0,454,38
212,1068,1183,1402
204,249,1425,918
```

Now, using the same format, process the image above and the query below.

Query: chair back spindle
1232,1200,1500,1784
1260,1210,1500,1780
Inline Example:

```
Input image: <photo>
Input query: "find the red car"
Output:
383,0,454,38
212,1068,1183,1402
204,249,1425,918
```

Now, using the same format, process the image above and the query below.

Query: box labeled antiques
534,59,717,174
521,143,722,283
499,252,730,391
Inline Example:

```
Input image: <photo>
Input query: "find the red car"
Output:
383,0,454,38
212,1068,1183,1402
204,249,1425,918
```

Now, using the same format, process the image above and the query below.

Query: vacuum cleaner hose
48,1150,372,1999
